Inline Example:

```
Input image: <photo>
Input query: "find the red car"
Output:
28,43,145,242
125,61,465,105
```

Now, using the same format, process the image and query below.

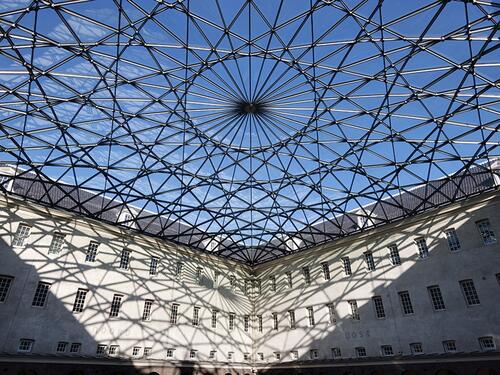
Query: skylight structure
0,0,498,264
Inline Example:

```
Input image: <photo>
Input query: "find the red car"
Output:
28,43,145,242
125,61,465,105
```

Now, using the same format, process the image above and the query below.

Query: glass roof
0,0,498,264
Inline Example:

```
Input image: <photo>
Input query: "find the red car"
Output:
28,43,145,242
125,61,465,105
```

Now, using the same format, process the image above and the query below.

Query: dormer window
118,208,137,229
284,235,302,251
202,235,222,252
356,210,377,229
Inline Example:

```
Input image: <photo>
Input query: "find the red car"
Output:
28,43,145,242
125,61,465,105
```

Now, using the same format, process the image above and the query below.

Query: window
496,273,500,286
272,312,278,330
342,257,352,276
32,281,51,307
286,271,293,288
49,233,66,254
443,340,456,353
257,315,263,332
142,299,154,321
227,352,233,361
331,347,341,359
445,229,461,252
288,310,296,329
291,351,298,360
355,347,366,358
274,352,281,360
326,303,336,324
192,306,200,326
85,241,99,262
229,275,236,289
72,288,88,313
270,275,277,292
415,237,429,258
18,339,34,353
209,350,216,360
309,349,319,360
460,279,480,306
372,296,386,318
388,244,401,265
96,344,107,356
257,352,264,361
144,347,152,357
211,309,218,329
244,315,250,332
479,336,496,351
427,285,446,311
214,271,220,286
410,342,423,355
170,303,179,324
108,345,119,356
243,352,250,361
244,279,252,295
321,262,331,280
348,300,360,320
175,261,183,279
166,348,175,358
109,294,123,317
56,341,68,353
228,312,235,330
381,345,393,356
364,251,376,271
477,219,496,245
307,306,315,326
132,346,141,357
149,257,159,275
119,249,131,270
0,275,14,302
13,224,31,247
69,343,81,353
189,349,197,359
398,291,414,315
195,267,203,283
254,279,262,295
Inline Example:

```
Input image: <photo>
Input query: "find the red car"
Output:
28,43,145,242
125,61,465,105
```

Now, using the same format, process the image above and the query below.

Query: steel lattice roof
0,0,499,264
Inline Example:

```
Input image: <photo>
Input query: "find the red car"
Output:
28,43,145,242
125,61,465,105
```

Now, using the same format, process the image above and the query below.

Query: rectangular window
149,257,159,276
244,279,252,295
321,262,330,280
244,315,250,332
109,294,123,317
399,291,414,315
372,296,386,318
274,352,280,360
288,310,296,329
443,340,456,353
307,306,315,326
170,303,179,324
108,345,119,356
214,271,220,286
428,285,446,311
229,275,236,289
291,351,298,360
243,352,250,361
388,244,401,266
13,224,31,247
0,275,14,302
445,229,461,252
415,237,429,259
302,266,311,285
254,279,262,295
270,275,277,292
342,257,352,276
348,300,360,320
49,233,66,254
209,350,216,360
85,241,99,262
144,347,152,357
132,347,141,357
142,299,154,321
381,345,394,356
460,279,480,306
119,249,131,270
69,343,81,353
326,303,336,324
477,219,496,245
192,306,200,326
196,267,203,284
166,348,175,358
32,281,51,307
18,339,34,353
96,344,107,356
364,251,376,271
257,352,265,361
331,347,341,359
189,349,197,359
175,261,183,279
257,315,263,332
272,312,278,330
479,336,496,351
56,341,68,353
286,271,293,288
309,349,318,360
211,309,218,329
228,312,235,330
72,288,88,313
355,347,366,358
410,342,423,355
227,352,233,361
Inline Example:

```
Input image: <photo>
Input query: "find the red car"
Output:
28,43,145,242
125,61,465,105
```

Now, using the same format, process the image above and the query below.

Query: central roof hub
236,100,265,115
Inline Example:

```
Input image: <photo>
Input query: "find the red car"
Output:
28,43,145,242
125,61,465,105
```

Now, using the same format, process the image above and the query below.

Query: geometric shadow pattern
0,0,498,264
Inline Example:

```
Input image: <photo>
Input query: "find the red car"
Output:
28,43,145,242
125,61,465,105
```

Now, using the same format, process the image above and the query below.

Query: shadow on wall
255,204,500,375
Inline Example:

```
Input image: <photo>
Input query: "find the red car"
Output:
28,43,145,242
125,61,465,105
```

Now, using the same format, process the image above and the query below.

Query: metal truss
0,0,498,264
